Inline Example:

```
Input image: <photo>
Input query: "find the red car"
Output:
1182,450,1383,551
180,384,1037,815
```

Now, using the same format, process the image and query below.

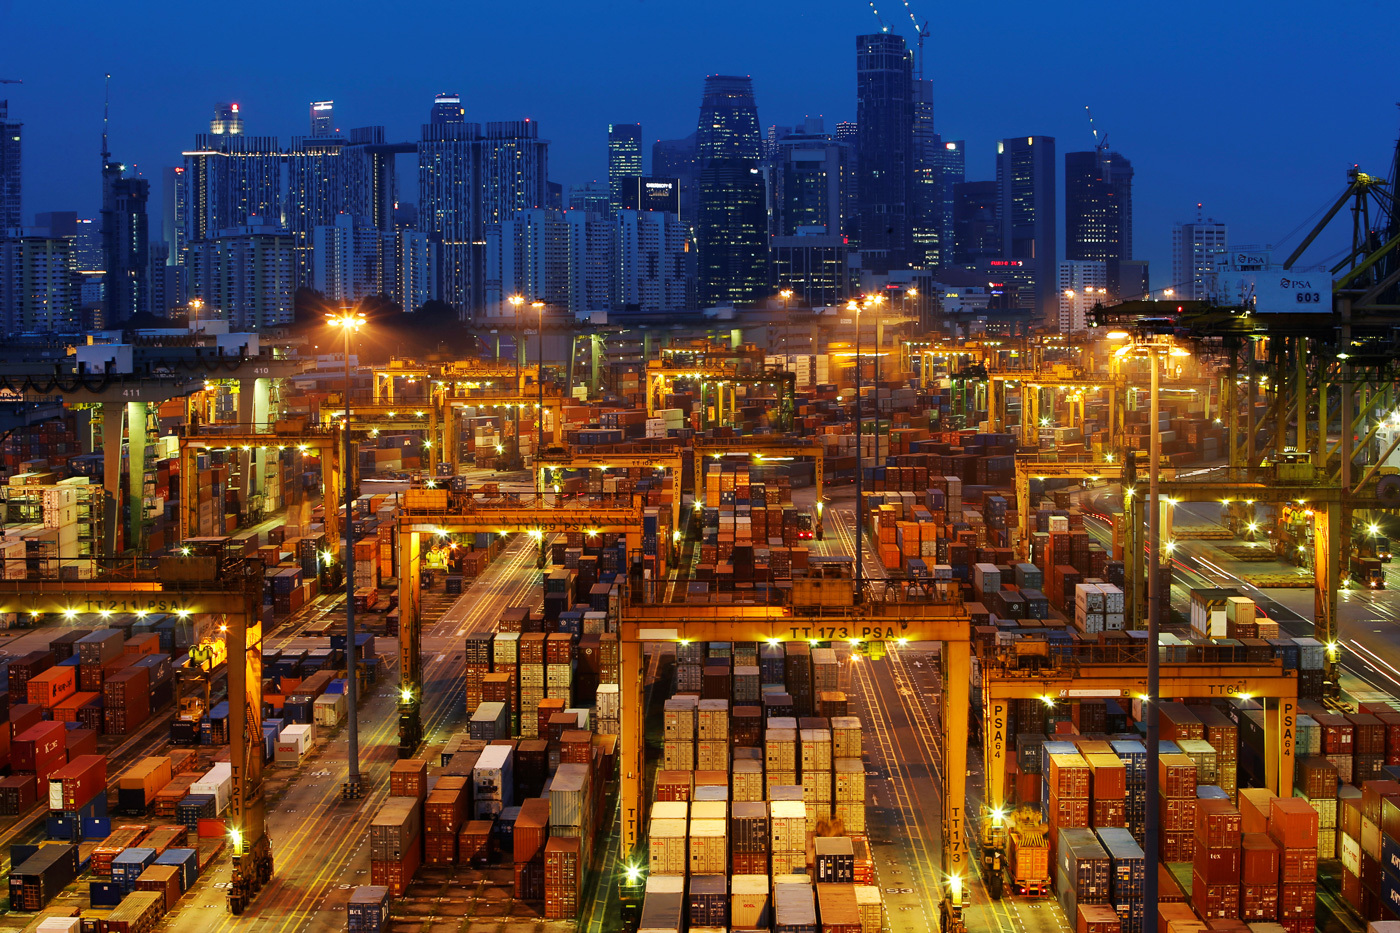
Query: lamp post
508,296,525,471
779,289,793,367
533,301,546,454
327,308,367,799
849,299,865,603
869,293,886,459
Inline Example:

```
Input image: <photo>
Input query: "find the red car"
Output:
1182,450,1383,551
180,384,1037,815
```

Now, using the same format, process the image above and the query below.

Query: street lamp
849,298,866,602
507,296,525,470
189,298,204,330
326,308,367,798
779,289,793,366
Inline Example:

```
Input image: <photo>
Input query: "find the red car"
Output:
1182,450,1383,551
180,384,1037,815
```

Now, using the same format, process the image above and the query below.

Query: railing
0,555,260,592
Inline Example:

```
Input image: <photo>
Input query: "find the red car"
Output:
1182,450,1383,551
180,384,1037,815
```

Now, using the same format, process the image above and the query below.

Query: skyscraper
653,133,699,222
101,135,150,327
162,166,186,266
0,100,20,231
1172,215,1227,300
616,209,689,312
617,177,682,216
932,139,965,261
1057,260,1108,333
566,209,614,314
1065,149,1133,297
607,123,642,214
695,75,766,306
951,181,999,265
0,234,74,335
209,102,244,136
183,104,281,245
430,94,465,126
483,209,569,319
996,136,1057,321
911,77,940,270
310,100,334,136
855,33,915,272
287,132,357,287
568,181,610,214
767,127,847,237
313,213,386,302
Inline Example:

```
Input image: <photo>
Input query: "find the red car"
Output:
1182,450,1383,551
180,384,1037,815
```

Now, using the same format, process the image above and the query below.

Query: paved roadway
163,533,547,933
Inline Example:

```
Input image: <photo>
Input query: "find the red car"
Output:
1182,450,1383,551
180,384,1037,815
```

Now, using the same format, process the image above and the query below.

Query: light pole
779,289,793,366
849,299,865,602
508,295,525,471
327,308,367,799
869,293,886,457
533,301,546,454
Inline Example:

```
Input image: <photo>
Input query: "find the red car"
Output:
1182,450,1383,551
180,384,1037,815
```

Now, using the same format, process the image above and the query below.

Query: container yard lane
165,534,545,933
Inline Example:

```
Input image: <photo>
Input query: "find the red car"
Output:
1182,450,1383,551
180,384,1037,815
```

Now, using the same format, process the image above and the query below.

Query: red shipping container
1194,798,1242,848
0,773,36,815
1193,844,1241,885
1159,831,1195,863
424,829,457,865
513,856,544,900
198,818,226,838
13,720,65,772
66,728,98,759
1349,713,1387,755
1090,798,1126,828
1375,711,1400,765
1315,713,1354,755
1085,754,1126,799
48,754,106,811
1076,904,1121,933
732,851,767,874
1190,868,1239,920
102,680,151,735
370,843,422,897
1161,795,1198,832
514,798,550,862
26,666,76,709
1238,788,1274,834
1277,879,1316,919
0,718,11,770
1240,883,1278,921
389,759,429,800
458,821,493,866
1158,754,1198,798
1268,797,1319,850
1362,779,1400,824
1047,753,1090,799
1241,832,1279,884
1045,793,1089,828
9,702,42,738
1280,846,1317,883
544,836,581,891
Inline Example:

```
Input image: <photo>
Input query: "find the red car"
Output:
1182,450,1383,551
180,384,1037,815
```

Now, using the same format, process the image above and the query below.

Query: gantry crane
645,358,797,431
535,442,686,535
692,437,828,538
0,545,270,914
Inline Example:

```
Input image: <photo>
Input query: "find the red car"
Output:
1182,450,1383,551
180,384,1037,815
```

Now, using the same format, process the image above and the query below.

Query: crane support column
620,639,645,857
397,526,423,755
127,402,148,553
1266,695,1298,798
101,403,123,556
1296,342,1308,454
985,694,1009,815
944,638,970,879
1313,505,1341,683
227,583,270,913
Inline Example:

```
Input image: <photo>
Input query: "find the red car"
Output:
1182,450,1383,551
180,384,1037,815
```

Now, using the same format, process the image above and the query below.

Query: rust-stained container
48,754,105,811
1314,712,1354,755
1296,756,1339,799
424,830,457,865
1075,904,1122,933
26,666,76,709
654,770,693,802
424,781,468,834
389,758,428,800
1193,798,1241,848
134,863,182,911
544,835,581,890
1268,796,1319,850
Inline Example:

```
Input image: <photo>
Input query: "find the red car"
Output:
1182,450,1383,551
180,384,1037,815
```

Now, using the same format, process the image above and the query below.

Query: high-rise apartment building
186,220,295,329
162,166,187,265
100,156,150,327
287,133,357,287
696,75,766,306
567,210,614,314
183,104,281,245
568,181,610,214
394,230,438,312
996,135,1057,320
911,77,941,270
483,209,569,320
615,209,689,312
855,33,914,272
0,100,20,231
0,234,74,335
1065,149,1133,297
313,213,386,302
1171,215,1227,300
607,123,642,214
951,181,999,265
418,111,550,317
310,100,335,136
430,94,465,126
1057,260,1108,333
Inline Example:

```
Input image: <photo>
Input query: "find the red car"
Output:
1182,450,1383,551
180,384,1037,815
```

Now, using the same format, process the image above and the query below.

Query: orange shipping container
120,756,174,806
123,634,161,657
27,666,76,708
1268,797,1319,850
52,691,100,722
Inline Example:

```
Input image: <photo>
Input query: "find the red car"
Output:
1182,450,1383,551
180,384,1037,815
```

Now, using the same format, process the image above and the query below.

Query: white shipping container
314,692,346,727
548,762,591,829
651,801,688,822
731,874,771,929
834,758,866,802
192,762,233,813
770,799,807,852
473,744,514,805
648,818,688,875
691,800,727,821
596,683,620,720
689,818,728,874
274,725,313,767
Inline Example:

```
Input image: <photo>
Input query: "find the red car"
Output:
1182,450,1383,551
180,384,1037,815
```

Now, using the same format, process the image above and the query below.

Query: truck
1351,555,1386,589
1006,819,1051,897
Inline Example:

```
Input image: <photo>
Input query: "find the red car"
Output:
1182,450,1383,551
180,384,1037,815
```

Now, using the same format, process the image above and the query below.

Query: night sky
4,0,1396,283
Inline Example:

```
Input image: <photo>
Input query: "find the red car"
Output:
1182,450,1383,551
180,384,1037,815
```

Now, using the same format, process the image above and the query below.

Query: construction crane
0,79,21,85
1086,105,1108,156
867,0,889,31
900,2,931,79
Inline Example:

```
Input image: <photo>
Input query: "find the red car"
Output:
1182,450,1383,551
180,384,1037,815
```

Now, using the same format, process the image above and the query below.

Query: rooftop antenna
101,73,111,163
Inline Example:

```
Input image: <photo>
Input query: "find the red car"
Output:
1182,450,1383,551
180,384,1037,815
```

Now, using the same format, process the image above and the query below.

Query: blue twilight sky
3,0,1396,285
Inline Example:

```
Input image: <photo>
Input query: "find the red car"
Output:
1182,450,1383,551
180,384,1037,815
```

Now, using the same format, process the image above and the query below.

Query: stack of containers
46,755,106,841
770,799,807,874
514,796,550,901
1351,711,1387,784
1269,795,1318,932
1317,712,1356,785
1085,753,1125,829
1054,827,1109,923
1110,739,1146,840
731,800,769,874
1191,797,1241,920
1195,706,1239,797
1047,752,1091,863
766,719,797,796
347,886,392,933
697,699,729,772
732,874,770,929
773,876,815,933
800,721,833,836
423,775,469,865
545,633,573,703
832,717,864,834
1240,832,1280,922
463,632,492,715
641,875,684,933
543,836,582,919
1158,753,1198,862
548,762,591,864
664,697,696,771
370,797,422,896
1096,827,1143,933
519,633,544,738
1295,756,1339,859
473,745,514,819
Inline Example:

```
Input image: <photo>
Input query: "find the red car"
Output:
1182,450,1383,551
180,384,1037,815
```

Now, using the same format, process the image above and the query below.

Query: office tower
617,177,682,216
145,242,186,317
186,219,295,328
209,102,243,136
910,77,941,269
1057,260,1108,333
765,124,794,160
996,135,1057,320
835,121,859,239
607,123,642,214
547,181,563,211
483,209,569,319
1172,215,1227,300
566,210,613,314
1066,149,1133,296
101,149,150,327
310,100,334,136
616,209,689,312
768,127,847,237
568,180,610,214
1119,259,1149,301
183,103,281,244
313,213,386,302
771,238,847,309
161,167,187,264
431,93,465,126
394,230,438,311
855,33,915,271
74,218,102,271
931,139,964,261
0,233,74,335
417,113,550,317
696,75,766,305
287,132,354,287
952,181,999,265
653,133,699,223
0,101,19,231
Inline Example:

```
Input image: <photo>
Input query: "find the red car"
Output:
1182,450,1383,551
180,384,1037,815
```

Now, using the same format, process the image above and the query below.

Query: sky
4,0,1397,285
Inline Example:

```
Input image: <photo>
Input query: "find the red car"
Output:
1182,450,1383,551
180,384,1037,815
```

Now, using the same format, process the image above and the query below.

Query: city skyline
1,1,1395,288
